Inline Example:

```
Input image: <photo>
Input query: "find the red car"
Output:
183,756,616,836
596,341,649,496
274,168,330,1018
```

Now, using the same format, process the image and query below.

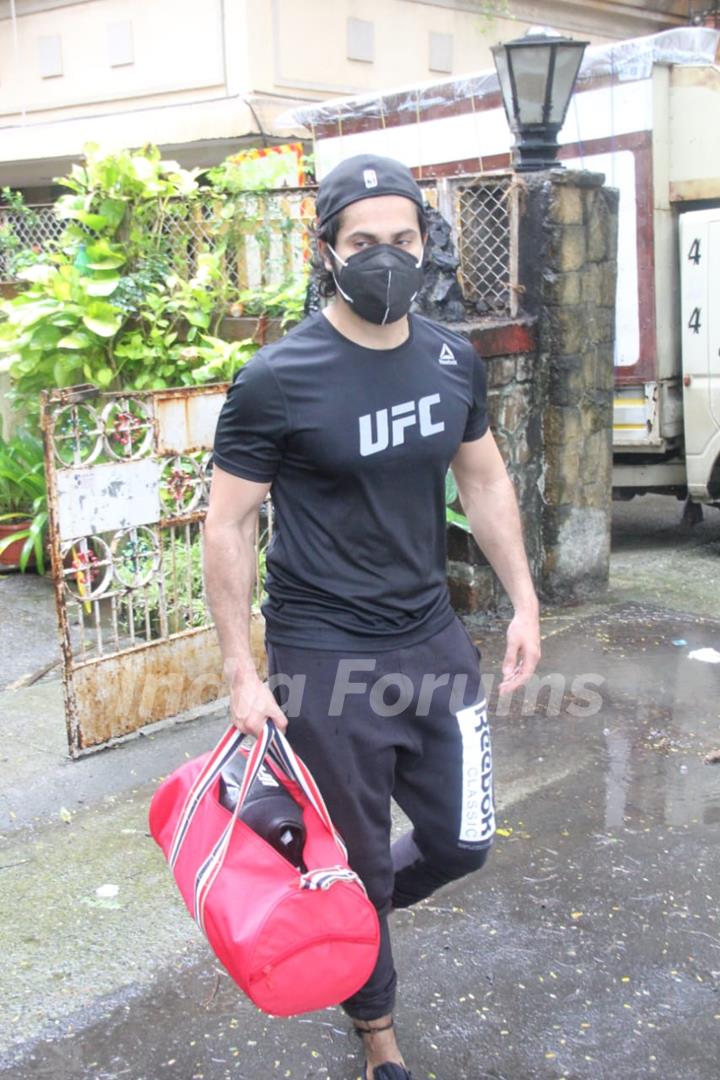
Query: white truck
290,27,720,511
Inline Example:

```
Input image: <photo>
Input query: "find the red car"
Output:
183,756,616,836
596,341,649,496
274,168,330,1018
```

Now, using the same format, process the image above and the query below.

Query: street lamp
491,26,588,173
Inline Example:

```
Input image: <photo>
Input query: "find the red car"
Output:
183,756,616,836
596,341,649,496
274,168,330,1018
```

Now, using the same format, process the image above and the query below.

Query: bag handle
190,722,364,933
168,719,348,872
264,722,349,859
193,721,275,932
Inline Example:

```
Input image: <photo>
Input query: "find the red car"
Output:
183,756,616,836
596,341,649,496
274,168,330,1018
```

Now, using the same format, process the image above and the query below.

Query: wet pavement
1,495,719,1080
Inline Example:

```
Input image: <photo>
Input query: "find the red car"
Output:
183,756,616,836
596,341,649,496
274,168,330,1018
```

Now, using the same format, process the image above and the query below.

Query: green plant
235,273,308,328
55,142,200,263
445,469,471,533
0,145,237,412
110,252,250,388
177,334,259,385
0,429,49,572
0,141,311,433
114,533,203,640
0,145,212,419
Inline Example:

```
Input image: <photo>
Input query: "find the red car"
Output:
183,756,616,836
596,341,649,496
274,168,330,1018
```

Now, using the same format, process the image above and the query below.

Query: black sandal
351,1018,415,1080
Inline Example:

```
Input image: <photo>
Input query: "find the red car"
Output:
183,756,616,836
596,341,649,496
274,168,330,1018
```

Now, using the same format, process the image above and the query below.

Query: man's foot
351,1015,413,1080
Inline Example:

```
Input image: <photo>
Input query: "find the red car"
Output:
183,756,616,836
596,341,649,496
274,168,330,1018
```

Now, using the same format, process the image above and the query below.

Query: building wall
253,0,689,100
0,0,230,123
0,0,255,188
0,0,691,188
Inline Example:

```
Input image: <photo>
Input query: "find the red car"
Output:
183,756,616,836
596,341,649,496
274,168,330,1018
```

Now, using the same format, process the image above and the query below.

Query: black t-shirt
212,309,488,651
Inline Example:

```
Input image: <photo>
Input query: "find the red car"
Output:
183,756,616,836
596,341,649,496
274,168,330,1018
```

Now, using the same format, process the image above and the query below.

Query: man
204,154,541,1080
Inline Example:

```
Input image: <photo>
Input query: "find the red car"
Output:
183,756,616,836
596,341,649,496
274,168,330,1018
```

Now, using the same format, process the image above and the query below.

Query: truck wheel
681,498,704,527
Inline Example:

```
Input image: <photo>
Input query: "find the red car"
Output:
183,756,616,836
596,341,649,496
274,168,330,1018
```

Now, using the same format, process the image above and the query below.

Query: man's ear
318,237,334,274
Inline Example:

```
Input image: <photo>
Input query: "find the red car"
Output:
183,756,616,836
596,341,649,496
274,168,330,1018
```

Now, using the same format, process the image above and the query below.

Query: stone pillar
527,170,619,601
447,318,542,615
447,168,618,612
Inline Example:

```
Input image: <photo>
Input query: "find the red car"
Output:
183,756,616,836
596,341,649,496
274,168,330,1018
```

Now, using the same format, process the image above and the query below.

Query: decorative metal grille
0,192,317,292
42,382,270,757
0,205,66,278
451,177,517,316
2,177,514,313
158,191,316,291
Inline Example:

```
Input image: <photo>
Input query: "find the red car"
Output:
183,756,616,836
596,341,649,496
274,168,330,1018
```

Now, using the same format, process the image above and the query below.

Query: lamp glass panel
508,44,551,125
493,47,516,123
548,46,584,124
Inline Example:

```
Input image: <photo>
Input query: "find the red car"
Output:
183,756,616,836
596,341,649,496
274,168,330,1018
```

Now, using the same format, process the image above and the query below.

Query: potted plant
0,429,48,573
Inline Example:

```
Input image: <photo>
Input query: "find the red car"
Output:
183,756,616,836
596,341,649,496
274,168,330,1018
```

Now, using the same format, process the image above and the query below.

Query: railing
0,175,517,316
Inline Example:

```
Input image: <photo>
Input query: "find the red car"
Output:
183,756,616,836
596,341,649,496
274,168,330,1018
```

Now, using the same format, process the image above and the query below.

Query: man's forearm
459,474,538,614
203,520,259,680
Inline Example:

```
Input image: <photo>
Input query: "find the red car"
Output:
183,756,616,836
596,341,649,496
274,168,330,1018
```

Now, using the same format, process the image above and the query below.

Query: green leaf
74,211,110,230
82,275,120,297
0,528,29,555
98,198,126,230
96,367,115,387
57,331,94,349
47,274,74,302
29,323,64,349
84,239,126,270
52,352,85,385
54,176,85,194
131,156,156,182
446,507,472,532
16,264,55,285
445,469,459,507
8,300,61,327
81,301,122,338
0,351,21,373
20,511,47,575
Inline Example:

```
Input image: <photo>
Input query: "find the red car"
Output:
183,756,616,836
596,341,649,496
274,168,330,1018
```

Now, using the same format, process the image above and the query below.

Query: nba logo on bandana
363,169,378,189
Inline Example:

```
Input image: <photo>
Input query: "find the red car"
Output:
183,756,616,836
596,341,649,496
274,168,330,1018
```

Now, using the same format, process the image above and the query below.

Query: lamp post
491,26,588,173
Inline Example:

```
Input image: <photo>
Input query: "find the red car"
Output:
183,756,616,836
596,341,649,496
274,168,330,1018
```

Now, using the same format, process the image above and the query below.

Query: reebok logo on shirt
438,343,456,365
359,393,445,457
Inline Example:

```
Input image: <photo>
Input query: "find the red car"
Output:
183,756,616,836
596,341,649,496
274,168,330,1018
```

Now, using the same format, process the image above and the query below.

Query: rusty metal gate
41,382,269,758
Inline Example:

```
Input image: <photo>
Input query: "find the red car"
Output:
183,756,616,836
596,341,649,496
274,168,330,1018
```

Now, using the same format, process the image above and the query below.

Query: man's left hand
498,609,541,696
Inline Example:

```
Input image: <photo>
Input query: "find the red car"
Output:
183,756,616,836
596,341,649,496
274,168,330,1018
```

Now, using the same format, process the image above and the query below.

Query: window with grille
454,178,514,316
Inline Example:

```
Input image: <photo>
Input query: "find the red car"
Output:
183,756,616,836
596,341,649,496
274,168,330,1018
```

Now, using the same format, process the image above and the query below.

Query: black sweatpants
265,613,496,1020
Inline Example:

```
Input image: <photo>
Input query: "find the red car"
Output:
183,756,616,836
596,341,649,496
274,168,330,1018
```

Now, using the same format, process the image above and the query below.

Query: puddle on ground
477,602,720,836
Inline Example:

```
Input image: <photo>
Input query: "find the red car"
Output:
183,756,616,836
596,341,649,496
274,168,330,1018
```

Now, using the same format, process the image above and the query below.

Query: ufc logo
359,393,445,457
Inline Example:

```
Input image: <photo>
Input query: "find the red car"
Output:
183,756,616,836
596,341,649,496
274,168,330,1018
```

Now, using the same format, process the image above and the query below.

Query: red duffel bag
149,719,380,1016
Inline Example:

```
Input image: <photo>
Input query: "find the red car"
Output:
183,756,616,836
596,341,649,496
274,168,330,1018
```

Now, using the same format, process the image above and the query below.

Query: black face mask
327,243,424,325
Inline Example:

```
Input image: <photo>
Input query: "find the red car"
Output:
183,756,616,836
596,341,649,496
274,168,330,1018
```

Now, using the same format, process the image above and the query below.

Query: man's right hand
229,669,288,737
